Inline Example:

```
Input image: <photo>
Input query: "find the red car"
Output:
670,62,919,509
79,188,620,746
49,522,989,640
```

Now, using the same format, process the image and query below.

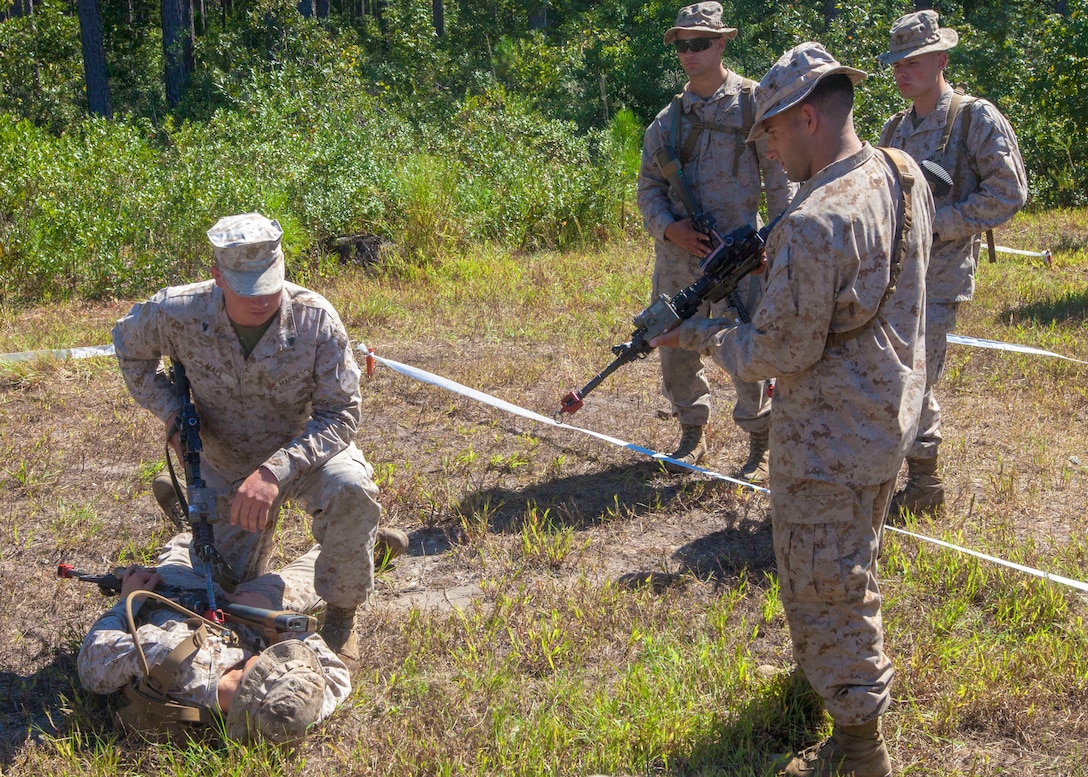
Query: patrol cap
206,212,285,297
664,2,738,45
878,10,959,66
747,42,867,142
226,639,326,744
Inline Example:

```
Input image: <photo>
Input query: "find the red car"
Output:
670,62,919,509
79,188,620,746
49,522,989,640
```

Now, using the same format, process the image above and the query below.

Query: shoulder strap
114,590,235,734
826,148,914,348
738,78,756,139
878,110,908,148
936,84,969,156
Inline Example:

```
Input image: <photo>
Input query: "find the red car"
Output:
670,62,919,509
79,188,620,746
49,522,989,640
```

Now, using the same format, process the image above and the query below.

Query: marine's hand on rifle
120,565,162,599
165,419,183,460
231,466,280,532
664,218,715,257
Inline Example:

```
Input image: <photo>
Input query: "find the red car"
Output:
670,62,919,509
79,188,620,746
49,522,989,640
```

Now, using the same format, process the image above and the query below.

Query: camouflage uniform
682,143,933,724
638,71,793,432
880,87,1027,459
77,533,351,721
112,280,380,609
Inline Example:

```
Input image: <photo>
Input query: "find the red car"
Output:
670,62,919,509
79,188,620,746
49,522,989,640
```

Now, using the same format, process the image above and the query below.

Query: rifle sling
826,148,915,348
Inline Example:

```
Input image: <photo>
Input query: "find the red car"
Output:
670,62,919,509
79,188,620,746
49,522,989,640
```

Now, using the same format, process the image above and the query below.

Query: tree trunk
77,0,112,118
161,0,194,109
432,0,444,37
316,0,329,18
822,0,838,30
298,0,314,17
528,2,546,31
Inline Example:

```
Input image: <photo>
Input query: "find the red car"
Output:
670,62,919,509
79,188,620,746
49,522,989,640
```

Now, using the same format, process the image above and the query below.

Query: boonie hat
877,10,959,65
663,2,738,45
207,212,285,297
226,640,326,744
747,42,867,142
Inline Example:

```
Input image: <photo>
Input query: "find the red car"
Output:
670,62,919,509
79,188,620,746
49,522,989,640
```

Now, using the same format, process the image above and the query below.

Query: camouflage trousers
156,533,324,614
909,301,960,461
652,247,770,432
197,443,381,610
771,474,896,726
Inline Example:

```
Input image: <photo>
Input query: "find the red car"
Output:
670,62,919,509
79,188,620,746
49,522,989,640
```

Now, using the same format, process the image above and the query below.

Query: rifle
57,564,317,636
651,145,752,322
559,218,777,416
168,360,239,606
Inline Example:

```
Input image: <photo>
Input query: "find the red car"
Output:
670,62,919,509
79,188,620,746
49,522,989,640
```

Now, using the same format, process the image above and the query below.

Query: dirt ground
1,304,1086,772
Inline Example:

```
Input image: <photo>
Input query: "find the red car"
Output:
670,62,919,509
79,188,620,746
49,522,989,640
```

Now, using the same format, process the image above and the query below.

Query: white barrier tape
0,344,116,363
886,525,1088,593
362,348,766,492
995,244,1051,263
947,334,1088,365
0,339,1081,592
361,348,1088,595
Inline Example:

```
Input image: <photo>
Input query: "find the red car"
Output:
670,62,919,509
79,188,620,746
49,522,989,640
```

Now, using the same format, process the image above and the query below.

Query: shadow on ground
1001,287,1088,326
452,461,687,534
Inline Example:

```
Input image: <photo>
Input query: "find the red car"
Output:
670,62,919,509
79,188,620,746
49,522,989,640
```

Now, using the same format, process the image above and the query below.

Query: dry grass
1,215,1087,775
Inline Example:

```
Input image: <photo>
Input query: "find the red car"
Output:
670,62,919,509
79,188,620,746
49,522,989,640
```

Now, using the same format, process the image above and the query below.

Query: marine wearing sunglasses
673,37,719,53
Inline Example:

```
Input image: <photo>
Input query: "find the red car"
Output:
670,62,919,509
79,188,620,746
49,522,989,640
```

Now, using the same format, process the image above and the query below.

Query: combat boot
152,472,187,530
375,527,410,567
663,423,707,473
780,718,891,777
890,456,944,519
735,430,770,484
321,605,360,665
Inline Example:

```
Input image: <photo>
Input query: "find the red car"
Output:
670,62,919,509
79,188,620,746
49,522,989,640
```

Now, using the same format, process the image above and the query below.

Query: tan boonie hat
747,42,867,142
877,10,959,65
207,212,285,297
226,639,326,744
663,2,738,45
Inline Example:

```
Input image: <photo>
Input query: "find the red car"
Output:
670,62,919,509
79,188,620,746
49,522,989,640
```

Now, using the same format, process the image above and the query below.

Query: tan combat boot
663,423,707,473
735,430,770,484
890,456,944,518
320,605,360,666
375,527,410,568
152,472,187,530
780,718,891,777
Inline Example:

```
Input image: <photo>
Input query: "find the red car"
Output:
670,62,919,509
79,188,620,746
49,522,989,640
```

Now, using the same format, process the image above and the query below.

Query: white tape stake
994,245,1052,265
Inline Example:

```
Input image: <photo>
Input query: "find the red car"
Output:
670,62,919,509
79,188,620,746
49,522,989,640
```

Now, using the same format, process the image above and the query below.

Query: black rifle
559,218,777,415
57,564,316,635
168,361,239,604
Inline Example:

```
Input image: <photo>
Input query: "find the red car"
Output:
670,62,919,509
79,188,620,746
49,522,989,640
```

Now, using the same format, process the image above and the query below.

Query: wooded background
0,1,1084,302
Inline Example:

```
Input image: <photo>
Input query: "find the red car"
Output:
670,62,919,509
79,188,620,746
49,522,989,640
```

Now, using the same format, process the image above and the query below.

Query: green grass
2,208,1088,775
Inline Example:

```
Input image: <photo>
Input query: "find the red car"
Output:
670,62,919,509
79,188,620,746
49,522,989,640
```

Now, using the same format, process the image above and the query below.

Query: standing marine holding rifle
877,10,1028,517
112,212,407,666
637,1,793,480
652,42,934,775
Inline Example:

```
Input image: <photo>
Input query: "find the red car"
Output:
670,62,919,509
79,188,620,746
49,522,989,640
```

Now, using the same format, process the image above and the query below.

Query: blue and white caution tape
947,334,1088,365
359,347,1088,595
0,339,1083,593
362,348,765,492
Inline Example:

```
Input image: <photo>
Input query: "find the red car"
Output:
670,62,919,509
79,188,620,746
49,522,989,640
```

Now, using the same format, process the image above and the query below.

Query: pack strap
826,148,915,348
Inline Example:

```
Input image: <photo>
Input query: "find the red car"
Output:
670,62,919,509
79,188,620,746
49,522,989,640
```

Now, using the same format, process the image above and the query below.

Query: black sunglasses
673,37,718,53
